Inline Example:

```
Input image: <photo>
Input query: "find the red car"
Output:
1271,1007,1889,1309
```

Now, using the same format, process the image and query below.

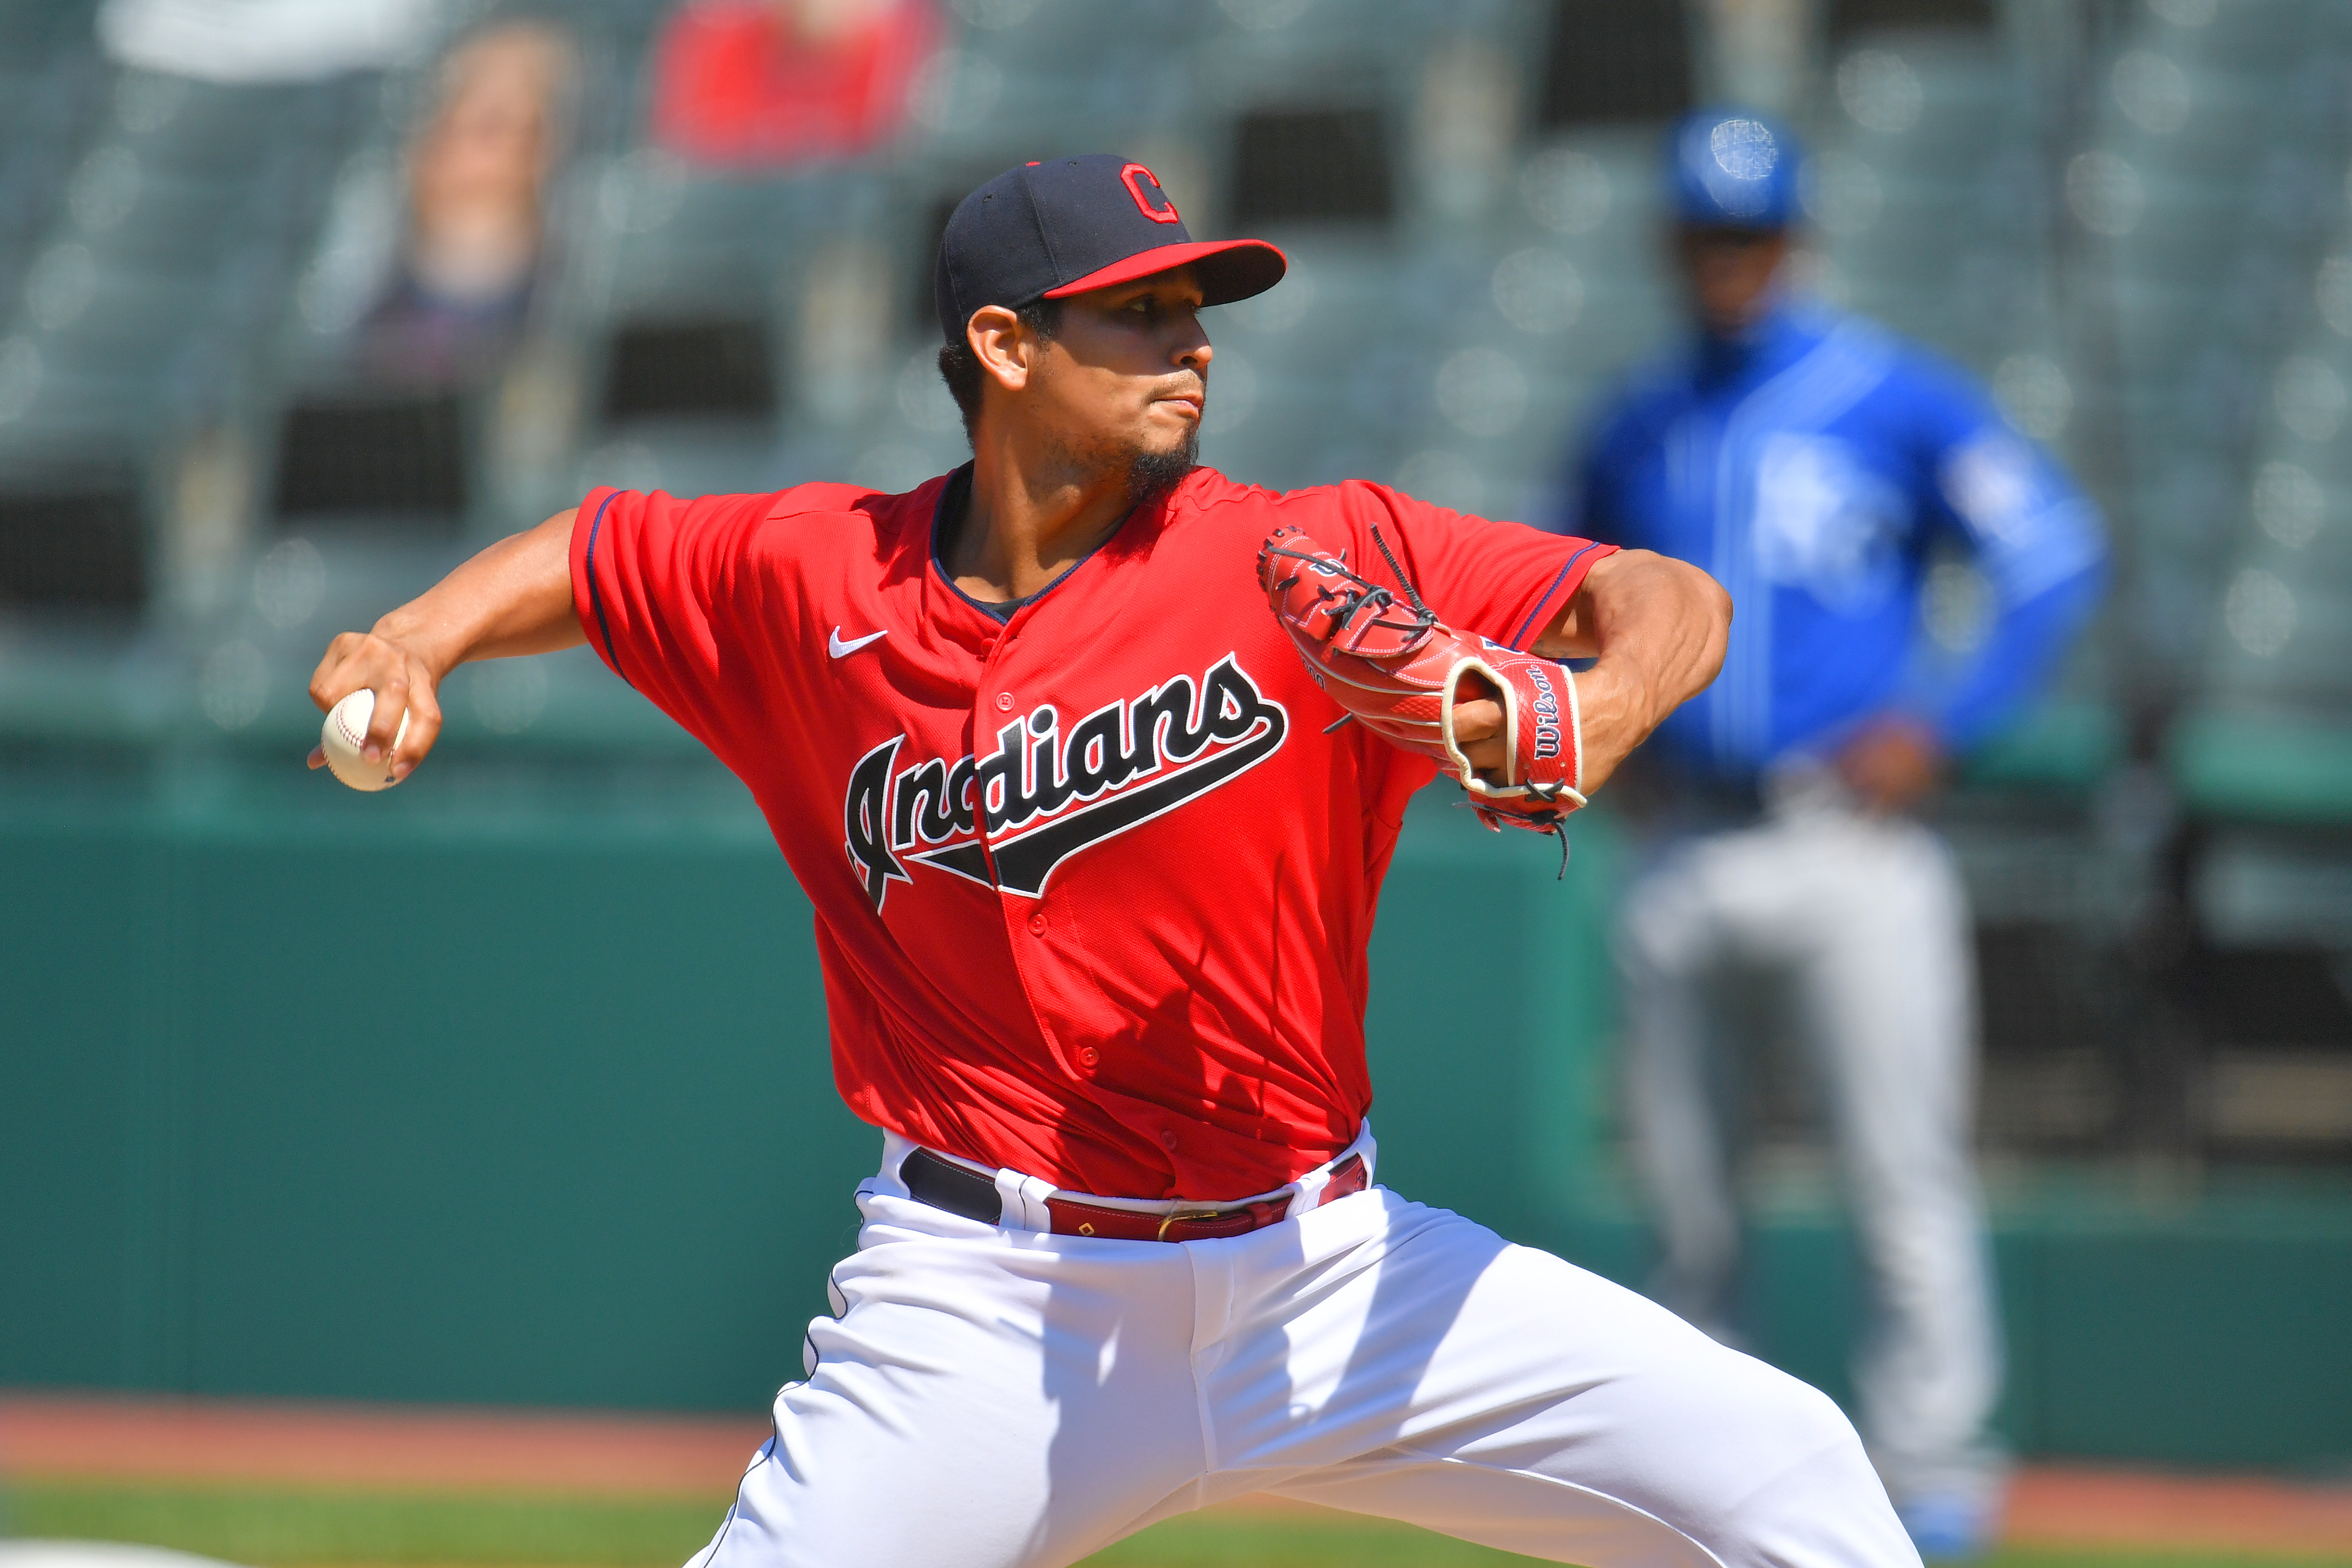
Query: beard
1123,422,1199,508
1030,359,1203,513
1043,417,1199,511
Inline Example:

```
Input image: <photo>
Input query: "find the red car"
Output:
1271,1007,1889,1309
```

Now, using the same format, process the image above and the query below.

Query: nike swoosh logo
829,627,888,658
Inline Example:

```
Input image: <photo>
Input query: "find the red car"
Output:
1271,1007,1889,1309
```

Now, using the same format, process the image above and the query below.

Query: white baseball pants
686,1132,1919,1568
1616,799,2003,1510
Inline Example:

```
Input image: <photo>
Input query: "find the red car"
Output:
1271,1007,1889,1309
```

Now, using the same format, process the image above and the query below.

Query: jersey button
1078,1046,1099,1068
1028,911,1047,935
994,692,1016,712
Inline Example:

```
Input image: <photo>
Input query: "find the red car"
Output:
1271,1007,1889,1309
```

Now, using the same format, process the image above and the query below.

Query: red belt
901,1147,1368,1242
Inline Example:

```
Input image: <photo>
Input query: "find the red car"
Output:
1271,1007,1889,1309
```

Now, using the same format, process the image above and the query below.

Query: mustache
1156,369,1207,403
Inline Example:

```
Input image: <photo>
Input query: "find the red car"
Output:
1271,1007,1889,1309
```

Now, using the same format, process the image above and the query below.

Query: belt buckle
1156,1206,1227,1242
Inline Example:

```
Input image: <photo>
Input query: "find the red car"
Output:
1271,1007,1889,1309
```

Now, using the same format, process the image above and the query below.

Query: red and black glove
1258,524,1586,837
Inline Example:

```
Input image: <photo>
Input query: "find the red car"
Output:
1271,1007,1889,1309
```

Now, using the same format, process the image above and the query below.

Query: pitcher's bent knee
1622,1347,1913,1568
1713,1371,1912,1568
1745,1359,1868,1469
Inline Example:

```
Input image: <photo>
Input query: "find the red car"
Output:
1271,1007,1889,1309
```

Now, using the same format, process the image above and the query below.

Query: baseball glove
1257,523,1587,845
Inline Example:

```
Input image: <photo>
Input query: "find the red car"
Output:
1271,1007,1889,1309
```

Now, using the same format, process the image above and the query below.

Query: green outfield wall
4,758,2348,1467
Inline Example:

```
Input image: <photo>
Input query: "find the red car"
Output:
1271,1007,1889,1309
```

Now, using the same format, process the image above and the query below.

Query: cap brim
1041,238,1288,306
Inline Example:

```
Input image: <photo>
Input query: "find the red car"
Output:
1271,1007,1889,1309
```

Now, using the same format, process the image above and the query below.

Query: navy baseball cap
934,154,1287,344
1668,108,1801,229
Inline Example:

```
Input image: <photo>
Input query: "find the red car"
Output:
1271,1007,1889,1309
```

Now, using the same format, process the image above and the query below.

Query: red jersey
571,465,1614,1199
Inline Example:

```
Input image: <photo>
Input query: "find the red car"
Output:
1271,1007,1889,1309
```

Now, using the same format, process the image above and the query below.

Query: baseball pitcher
311,155,1922,1568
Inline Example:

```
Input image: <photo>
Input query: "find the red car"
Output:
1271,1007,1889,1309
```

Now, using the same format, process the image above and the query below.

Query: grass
4,1484,718,1566
8,1482,2352,1568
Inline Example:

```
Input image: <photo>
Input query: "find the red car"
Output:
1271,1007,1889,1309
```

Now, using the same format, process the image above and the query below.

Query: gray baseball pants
1615,797,2003,1510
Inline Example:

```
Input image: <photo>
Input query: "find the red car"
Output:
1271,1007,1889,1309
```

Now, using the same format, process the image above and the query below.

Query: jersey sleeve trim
1504,539,1615,651
575,488,631,689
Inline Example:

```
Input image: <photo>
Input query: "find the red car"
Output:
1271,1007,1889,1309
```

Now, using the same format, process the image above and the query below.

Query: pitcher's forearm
1539,549,1731,789
307,509,585,773
374,508,586,678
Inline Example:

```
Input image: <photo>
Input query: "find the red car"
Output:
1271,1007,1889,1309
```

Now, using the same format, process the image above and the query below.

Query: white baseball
321,689,411,792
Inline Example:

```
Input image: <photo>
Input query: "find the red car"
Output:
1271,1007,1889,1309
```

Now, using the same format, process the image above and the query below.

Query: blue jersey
1574,302,2105,780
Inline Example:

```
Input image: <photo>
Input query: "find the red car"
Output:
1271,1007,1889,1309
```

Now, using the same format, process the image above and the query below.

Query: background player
1568,109,2107,1560
306,154,1923,1568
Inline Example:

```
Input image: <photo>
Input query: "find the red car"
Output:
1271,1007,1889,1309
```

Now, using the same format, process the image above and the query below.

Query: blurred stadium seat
1828,0,1996,38
1229,107,1395,227
0,482,145,610
1536,0,1690,129
272,390,470,527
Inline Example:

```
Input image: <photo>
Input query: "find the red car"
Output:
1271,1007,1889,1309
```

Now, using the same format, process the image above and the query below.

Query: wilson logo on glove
1525,661,1564,762
1258,523,1586,867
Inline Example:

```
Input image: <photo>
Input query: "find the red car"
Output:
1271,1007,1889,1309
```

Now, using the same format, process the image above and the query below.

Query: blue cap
934,155,1287,344
1668,108,1801,229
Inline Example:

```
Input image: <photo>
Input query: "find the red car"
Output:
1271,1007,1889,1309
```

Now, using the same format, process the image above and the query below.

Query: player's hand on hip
306,630,445,781
1834,713,1944,816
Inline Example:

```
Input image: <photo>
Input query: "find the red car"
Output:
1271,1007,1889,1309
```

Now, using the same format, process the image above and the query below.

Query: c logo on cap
1121,163,1181,225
